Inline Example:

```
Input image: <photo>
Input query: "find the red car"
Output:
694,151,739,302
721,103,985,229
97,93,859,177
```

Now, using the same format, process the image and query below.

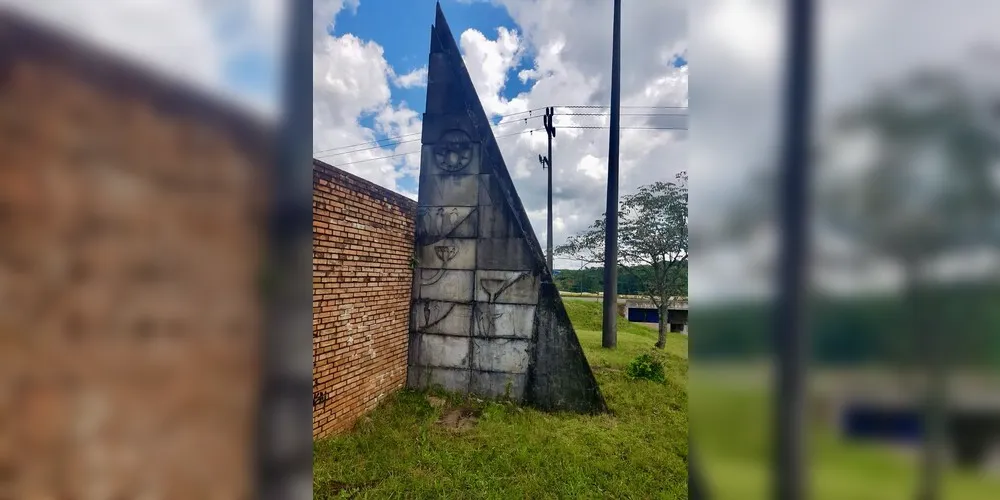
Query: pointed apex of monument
434,2,456,50
429,23,443,54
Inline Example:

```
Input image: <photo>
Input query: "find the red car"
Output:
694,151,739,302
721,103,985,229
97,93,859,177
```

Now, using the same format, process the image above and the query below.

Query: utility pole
258,1,313,499
602,0,622,349
539,106,556,274
773,0,815,499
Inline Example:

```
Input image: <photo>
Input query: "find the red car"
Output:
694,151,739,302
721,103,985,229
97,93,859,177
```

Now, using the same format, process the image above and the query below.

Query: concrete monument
407,4,606,413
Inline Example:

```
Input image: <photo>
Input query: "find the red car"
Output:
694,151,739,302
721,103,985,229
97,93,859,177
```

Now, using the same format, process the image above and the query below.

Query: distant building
624,297,688,333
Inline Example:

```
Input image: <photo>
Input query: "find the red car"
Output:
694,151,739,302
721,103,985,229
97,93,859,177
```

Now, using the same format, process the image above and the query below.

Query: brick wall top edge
313,159,418,215
0,9,273,160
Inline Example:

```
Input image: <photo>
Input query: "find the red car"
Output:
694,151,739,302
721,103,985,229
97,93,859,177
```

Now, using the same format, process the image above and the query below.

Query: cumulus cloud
14,0,690,268
392,66,428,89
313,0,688,265
21,0,1000,296
312,0,422,195
460,27,525,117
466,0,689,270
0,0,285,116
692,0,1000,300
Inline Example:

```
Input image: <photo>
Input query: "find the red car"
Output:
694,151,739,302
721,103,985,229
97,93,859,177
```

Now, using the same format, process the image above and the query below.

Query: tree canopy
556,172,688,348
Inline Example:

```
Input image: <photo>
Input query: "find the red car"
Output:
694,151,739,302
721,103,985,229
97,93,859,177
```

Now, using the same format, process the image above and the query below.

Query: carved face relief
433,130,473,172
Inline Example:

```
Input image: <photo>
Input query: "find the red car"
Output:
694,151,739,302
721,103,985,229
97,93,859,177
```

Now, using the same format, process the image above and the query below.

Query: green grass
692,369,1000,500
561,299,669,339
313,298,689,499
560,291,646,299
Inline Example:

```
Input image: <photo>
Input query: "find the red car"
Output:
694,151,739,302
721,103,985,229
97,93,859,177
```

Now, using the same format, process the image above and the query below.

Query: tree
557,172,688,349
715,64,1000,500
819,69,1000,500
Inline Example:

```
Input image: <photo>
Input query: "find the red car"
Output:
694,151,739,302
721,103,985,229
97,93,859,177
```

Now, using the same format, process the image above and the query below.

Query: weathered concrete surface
526,282,606,412
411,300,474,336
406,4,606,414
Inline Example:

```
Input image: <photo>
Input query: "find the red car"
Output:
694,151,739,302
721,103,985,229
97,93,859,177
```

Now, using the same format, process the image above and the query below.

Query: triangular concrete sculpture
407,3,607,413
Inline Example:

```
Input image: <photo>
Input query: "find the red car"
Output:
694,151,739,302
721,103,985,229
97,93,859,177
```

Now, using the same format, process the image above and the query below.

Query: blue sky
334,0,532,117
222,49,277,104
316,0,690,269
333,0,535,193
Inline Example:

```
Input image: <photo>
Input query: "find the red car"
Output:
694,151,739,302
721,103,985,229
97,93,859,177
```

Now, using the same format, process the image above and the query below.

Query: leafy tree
715,65,1000,499
553,265,687,295
557,172,688,349
821,68,1000,500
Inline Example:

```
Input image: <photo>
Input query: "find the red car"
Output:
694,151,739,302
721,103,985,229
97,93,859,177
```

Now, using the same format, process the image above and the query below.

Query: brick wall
0,12,270,498
313,160,416,438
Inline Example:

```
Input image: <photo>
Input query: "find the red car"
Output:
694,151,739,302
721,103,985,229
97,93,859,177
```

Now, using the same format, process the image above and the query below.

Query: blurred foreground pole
602,0,622,348
689,438,710,500
773,0,815,499
257,1,313,499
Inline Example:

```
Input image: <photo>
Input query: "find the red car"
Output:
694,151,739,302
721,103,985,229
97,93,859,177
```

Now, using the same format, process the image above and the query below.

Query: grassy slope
693,371,1000,500
314,299,689,499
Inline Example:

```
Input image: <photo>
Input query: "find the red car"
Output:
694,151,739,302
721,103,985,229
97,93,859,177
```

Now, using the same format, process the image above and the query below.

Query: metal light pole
601,0,622,349
773,0,816,499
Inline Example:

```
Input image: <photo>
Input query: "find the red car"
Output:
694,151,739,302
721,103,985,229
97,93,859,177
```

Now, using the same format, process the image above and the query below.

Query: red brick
312,159,416,439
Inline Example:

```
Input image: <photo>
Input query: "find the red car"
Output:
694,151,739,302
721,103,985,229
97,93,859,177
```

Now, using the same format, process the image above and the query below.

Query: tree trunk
913,281,947,500
902,260,946,500
655,304,667,349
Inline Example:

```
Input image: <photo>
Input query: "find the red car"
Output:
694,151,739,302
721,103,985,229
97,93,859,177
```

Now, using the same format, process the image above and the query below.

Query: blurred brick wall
313,160,415,438
0,11,270,499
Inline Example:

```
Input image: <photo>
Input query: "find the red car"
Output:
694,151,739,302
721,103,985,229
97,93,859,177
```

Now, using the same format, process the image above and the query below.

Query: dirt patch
435,407,481,432
327,480,376,496
328,481,351,494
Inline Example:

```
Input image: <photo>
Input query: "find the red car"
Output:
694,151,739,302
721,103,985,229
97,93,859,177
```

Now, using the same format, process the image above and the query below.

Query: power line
560,105,687,110
496,106,550,119
312,107,550,156
317,136,422,158
317,113,685,159
321,127,544,168
317,114,549,159
560,125,687,130
559,112,687,117
317,116,546,158
313,131,422,156
313,104,684,156
322,124,685,169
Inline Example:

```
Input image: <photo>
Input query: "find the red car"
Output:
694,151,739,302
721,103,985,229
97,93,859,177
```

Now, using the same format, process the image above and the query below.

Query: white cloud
460,27,524,116
392,66,428,89
312,0,423,192
0,0,285,116
473,0,689,270
312,0,688,270
693,0,1000,300
576,155,605,180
